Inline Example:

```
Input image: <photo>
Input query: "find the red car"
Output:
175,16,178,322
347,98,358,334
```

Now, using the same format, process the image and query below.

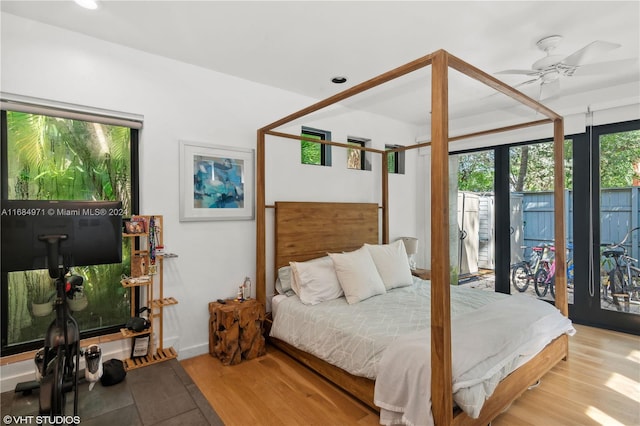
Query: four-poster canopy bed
255,50,571,425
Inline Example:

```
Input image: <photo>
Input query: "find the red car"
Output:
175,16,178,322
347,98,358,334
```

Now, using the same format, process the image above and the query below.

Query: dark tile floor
1,359,224,425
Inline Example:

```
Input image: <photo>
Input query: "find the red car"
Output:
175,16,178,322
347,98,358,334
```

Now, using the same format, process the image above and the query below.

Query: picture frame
124,220,144,234
131,334,150,358
179,141,255,221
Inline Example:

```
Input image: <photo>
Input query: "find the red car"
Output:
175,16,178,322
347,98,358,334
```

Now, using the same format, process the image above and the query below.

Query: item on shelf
130,216,148,232
131,334,150,358
124,220,144,234
149,216,156,266
132,256,147,277
126,316,151,332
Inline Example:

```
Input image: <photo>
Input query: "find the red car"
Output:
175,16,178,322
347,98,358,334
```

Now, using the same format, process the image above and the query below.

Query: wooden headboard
274,202,379,269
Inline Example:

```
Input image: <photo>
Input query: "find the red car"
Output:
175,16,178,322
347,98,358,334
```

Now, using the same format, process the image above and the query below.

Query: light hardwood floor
181,324,639,426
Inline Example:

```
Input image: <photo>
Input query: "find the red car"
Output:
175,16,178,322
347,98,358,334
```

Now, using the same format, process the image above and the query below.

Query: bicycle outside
601,226,640,311
511,243,550,293
533,243,574,299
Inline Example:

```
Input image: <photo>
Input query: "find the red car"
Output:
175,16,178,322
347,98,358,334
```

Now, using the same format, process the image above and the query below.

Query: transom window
347,137,371,171
301,126,332,166
385,144,405,174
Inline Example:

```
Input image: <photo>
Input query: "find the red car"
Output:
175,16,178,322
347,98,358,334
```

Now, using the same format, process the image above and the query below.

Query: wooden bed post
430,50,453,426
256,129,266,309
382,150,389,244
553,118,568,317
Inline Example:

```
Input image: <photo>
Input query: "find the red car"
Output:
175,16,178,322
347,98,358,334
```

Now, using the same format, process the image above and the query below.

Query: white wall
0,13,422,390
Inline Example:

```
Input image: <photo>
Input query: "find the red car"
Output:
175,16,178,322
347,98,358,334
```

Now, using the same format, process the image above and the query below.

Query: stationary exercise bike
31,235,81,416
16,235,98,417
3,199,121,417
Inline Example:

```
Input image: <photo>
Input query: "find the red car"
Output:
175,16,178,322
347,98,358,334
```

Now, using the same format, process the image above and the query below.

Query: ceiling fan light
541,71,560,83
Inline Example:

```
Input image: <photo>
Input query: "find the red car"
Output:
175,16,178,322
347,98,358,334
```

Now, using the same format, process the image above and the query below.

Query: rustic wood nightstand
209,298,266,365
411,268,431,280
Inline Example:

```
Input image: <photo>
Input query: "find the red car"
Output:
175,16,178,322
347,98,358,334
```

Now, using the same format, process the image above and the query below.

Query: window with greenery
456,140,575,192
1,108,138,354
301,127,332,166
509,139,574,192
599,129,640,188
385,144,405,174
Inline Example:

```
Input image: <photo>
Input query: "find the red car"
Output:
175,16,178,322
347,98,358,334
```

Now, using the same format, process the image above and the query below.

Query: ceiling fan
496,35,622,99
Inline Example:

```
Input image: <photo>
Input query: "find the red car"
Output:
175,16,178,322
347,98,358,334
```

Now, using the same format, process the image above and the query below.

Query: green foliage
387,150,396,173
301,133,322,165
600,130,640,188
457,150,494,192
457,131,639,193
7,112,131,205
509,140,573,192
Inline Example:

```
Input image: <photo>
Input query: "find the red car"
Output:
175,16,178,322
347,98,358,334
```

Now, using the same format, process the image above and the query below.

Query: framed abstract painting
179,141,255,221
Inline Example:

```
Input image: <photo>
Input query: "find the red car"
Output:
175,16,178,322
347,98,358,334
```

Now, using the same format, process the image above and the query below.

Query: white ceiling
2,1,639,128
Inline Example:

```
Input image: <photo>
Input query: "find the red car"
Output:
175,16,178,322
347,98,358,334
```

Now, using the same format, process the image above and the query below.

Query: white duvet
270,280,575,424
375,294,575,426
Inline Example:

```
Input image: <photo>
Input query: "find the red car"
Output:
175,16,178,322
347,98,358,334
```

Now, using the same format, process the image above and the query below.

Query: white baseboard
176,342,208,361
1,340,130,393
0,335,208,392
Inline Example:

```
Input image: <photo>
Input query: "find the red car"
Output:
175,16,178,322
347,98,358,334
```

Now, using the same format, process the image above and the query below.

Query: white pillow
289,256,343,305
365,240,413,290
275,265,296,296
329,246,386,304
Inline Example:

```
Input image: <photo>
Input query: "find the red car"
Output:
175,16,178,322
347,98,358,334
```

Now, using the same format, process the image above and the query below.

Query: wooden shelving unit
120,215,178,370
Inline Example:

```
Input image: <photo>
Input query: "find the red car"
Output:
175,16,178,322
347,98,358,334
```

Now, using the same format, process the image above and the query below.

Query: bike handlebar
65,275,84,298
606,226,640,249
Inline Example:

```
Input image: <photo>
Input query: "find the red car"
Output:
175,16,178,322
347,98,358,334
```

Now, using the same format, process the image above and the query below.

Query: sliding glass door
509,140,574,305
451,120,639,335
594,123,640,331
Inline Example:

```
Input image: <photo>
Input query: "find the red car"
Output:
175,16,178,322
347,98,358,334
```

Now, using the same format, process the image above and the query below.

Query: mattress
270,278,575,424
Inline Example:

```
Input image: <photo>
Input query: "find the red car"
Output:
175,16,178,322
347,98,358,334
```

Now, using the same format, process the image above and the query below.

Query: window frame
0,107,140,355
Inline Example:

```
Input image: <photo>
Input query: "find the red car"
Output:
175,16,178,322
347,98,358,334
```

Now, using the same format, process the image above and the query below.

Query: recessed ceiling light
74,0,98,10
331,76,347,84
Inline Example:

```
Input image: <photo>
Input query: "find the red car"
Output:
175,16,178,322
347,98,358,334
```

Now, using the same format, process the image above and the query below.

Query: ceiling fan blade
561,40,621,67
512,78,540,89
571,58,639,76
495,69,539,76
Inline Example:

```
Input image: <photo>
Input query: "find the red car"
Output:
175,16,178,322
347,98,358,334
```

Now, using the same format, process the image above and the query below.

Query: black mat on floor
1,359,224,426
